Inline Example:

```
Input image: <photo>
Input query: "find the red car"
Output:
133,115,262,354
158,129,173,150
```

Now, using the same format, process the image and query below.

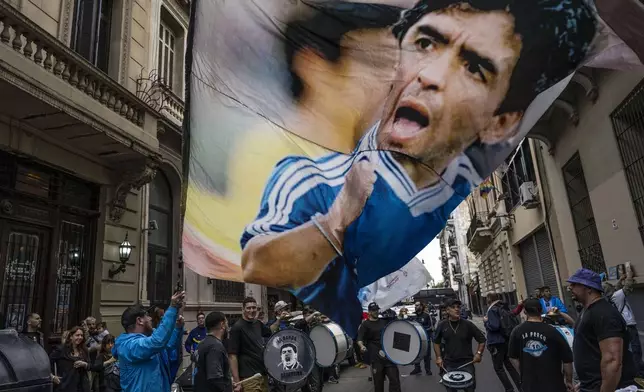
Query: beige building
0,0,259,349
468,68,644,323
530,69,644,319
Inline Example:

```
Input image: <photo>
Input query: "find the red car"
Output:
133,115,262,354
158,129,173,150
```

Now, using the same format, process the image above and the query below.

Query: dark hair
523,298,543,317
197,312,206,318
281,343,298,354
487,292,500,302
100,334,115,355
284,2,403,100
65,326,89,358
242,297,257,308
542,286,551,291
206,311,227,330
391,0,596,114
121,305,148,331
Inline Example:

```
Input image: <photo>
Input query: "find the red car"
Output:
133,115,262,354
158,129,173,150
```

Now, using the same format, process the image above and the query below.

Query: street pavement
326,317,511,392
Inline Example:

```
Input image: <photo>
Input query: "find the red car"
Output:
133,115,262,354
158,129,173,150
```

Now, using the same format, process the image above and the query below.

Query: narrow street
326,318,508,392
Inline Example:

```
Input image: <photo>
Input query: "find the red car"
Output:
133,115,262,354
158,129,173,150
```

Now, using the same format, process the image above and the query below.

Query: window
501,140,536,211
562,153,606,273
147,173,173,306
71,0,113,72
611,80,644,244
158,21,176,89
213,279,246,303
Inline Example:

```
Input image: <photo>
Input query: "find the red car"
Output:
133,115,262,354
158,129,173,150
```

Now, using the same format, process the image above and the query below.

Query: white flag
358,257,430,311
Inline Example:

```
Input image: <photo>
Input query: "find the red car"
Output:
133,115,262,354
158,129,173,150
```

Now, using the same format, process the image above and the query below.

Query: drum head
263,329,316,385
309,323,347,367
381,320,424,365
443,371,473,387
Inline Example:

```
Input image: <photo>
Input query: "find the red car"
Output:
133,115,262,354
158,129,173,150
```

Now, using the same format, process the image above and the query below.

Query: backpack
497,306,521,338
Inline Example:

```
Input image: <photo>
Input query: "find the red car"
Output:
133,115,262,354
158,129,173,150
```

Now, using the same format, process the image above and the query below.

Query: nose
417,53,450,91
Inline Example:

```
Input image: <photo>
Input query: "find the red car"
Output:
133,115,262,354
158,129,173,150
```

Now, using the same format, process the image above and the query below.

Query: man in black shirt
567,268,637,392
508,298,574,392
434,299,486,392
195,312,233,392
411,302,434,376
357,302,401,392
229,297,271,392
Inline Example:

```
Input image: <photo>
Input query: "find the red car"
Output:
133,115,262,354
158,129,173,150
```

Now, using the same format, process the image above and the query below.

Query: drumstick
233,373,262,387
455,361,474,370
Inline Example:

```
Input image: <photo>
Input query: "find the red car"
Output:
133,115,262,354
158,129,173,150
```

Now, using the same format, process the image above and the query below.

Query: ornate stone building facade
0,0,194,344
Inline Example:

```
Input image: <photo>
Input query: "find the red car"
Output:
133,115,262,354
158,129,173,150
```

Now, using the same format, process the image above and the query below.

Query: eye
415,37,435,51
465,61,487,83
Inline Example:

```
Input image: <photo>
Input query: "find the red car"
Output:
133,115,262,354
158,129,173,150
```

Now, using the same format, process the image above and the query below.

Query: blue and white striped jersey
241,125,482,336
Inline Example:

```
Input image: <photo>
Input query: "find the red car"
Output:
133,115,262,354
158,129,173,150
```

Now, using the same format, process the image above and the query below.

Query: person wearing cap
567,268,637,392
357,302,401,392
433,298,486,392
113,291,186,392
507,298,574,392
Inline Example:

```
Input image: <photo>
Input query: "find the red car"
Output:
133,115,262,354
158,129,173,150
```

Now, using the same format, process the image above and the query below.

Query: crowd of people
12,265,644,392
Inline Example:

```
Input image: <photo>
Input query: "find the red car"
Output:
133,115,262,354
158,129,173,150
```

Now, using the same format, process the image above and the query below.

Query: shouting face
378,5,522,168
281,345,297,366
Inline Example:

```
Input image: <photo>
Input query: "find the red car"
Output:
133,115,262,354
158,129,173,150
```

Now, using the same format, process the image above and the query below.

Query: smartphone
174,280,183,294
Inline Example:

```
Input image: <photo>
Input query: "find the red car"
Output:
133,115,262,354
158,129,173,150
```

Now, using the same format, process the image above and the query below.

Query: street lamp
109,233,132,278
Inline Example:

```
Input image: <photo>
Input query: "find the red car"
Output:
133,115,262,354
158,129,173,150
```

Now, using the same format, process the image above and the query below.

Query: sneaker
426,370,433,376
328,377,339,384
357,363,367,369
410,368,422,376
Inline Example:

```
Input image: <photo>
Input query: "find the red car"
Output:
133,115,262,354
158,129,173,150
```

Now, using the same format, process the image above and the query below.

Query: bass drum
555,325,574,349
309,322,349,367
264,329,317,386
381,320,429,365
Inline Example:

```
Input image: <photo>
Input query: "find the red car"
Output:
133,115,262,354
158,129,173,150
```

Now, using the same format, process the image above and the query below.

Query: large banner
184,0,642,335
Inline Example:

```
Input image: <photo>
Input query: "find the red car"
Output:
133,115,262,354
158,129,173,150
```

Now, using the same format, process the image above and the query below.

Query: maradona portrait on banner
240,0,596,331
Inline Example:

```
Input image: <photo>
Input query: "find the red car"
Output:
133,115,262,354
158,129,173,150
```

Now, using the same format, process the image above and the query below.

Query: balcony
136,70,185,128
467,212,493,254
448,233,458,252
451,263,464,281
0,1,162,165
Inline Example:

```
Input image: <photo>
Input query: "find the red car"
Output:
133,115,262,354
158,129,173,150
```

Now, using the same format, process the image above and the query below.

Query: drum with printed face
263,329,316,385
381,319,429,365
554,325,574,349
442,371,474,390
309,322,350,367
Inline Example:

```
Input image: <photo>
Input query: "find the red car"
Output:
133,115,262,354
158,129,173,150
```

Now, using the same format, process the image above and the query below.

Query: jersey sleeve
240,156,331,249
552,327,574,363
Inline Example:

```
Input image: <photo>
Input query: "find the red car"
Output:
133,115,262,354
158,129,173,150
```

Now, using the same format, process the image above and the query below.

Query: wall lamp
109,233,133,278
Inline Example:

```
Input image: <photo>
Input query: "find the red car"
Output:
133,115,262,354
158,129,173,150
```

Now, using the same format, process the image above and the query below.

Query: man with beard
114,291,186,392
357,302,401,392
241,0,597,335
568,268,637,392
194,312,232,392
434,299,486,392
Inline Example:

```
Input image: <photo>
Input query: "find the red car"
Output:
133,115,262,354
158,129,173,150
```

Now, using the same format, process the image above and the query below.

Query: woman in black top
93,334,120,392
50,326,101,392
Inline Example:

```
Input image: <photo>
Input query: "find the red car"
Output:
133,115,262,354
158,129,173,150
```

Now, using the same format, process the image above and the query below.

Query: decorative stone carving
58,0,74,45
109,159,159,222
120,0,133,85
572,72,599,103
0,199,14,215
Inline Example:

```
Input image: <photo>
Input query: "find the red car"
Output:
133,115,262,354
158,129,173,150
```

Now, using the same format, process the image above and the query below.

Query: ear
291,47,332,85
479,111,523,145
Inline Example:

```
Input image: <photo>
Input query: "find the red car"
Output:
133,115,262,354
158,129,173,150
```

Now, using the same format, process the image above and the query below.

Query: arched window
147,172,173,306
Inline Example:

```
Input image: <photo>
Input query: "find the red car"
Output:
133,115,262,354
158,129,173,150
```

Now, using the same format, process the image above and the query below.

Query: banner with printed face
184,0,642,335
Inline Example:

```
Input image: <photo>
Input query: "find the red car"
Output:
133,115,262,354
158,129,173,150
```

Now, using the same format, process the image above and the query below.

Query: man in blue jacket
114,291,186,392
539,286,568,314
484,293,521,392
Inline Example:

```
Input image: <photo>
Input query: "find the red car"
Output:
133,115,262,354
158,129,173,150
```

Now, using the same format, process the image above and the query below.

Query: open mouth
391,104,430,141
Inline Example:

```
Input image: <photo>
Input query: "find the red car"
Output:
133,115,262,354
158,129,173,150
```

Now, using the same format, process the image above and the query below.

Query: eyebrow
417,25,449,45
461,47,498,76
417,24,498,77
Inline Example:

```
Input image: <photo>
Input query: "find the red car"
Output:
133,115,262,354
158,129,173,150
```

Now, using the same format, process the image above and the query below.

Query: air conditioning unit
519,181,539,209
